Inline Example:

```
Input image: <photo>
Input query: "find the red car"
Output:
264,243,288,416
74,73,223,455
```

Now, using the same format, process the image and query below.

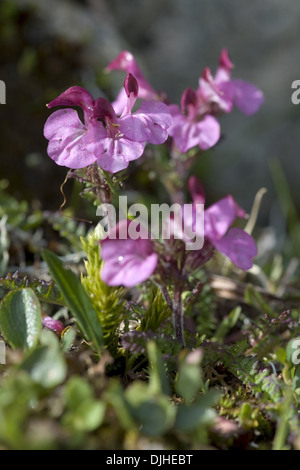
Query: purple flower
44,74,172,173
187,177,257,270
168,87,221,153
197,49,265,116
210,227,258,271
106,50,158,103
204,194,257,270
167,176,257,270
100,219,158,287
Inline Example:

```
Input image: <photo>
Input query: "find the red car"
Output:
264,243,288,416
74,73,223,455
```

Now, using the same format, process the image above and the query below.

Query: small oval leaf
0,288,42,350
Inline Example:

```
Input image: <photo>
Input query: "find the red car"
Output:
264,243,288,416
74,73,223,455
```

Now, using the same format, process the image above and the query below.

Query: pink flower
210,227,257,271
168,176,257,270
197,49,265,116
44,74,172,173
106,51,161,116
168,87,221,153
188,176,257,270
204,195,257,270
106,50,158,103
100,219,158,287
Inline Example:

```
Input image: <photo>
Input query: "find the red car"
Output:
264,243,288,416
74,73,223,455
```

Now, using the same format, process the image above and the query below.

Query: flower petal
97,137,145,173
205,195,246,240
230,79,265,115
212,227,257,270
168,109,220,152
214,49,233,83
47,86,95,116
100,219,158,287
119,100,172,145
188,176,206,204
106,50,157,100
101,252,157,287
198,76,233,113
44,109,100,168
42,316,64,334
138,100,173,130
194,115,221,150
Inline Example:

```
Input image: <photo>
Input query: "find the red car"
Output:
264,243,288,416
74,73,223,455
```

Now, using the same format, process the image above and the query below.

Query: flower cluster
44,49,264,345
99,176,257,289
44,49,264,173
104,48,264,154
168,49,264,153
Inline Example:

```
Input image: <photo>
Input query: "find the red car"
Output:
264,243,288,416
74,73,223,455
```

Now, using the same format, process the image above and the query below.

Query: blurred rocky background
0,0,300,241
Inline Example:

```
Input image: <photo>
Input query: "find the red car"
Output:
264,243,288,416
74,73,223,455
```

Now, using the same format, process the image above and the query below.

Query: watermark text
0,80,6,104
96,196,204,250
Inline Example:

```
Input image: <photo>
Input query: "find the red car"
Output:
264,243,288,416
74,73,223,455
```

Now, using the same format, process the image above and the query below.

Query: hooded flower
204,194,257,270
188,176,257,270
197,49,265,116
106,50,164,115
100,219,158,287
168,87,221,153
44,73,172,173
166,176,257,270
107,50,157,102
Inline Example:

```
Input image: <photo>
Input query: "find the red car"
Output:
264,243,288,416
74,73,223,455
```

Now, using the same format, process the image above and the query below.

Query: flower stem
173,288,185,347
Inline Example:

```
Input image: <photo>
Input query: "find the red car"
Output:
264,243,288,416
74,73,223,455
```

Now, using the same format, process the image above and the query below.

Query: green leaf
292,365,300,391
175,390,220,433
244,284,276,317
0,288,42,350
60,326,77,354
176,349,203,402
214,306,241,342
0,272,65,306
125,382,176,437
64,400,105,432
137,287,172,333
80,231,126,355
42,249,103,354
63,376,106,432
21,331,67,388
269,158,300,258
147,341,170,396
106,380,136,431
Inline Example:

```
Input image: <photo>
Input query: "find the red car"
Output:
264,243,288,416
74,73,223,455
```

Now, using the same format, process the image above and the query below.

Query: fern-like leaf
0,271,65,306
80,225,127,355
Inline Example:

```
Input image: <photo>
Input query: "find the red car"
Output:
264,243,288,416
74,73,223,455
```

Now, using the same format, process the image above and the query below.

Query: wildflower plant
43,49,263,348
4,45,300,451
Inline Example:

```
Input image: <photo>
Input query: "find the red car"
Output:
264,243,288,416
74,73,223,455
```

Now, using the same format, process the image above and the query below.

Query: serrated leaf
42,249,103,354
137,286,171,333
0,288,42,350
0,273,65,306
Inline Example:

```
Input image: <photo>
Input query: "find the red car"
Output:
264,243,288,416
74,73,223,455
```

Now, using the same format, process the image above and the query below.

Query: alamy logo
0,340,5,364
96,196,205,250
291,80,300,105
0,80,6,104
290,339,300,365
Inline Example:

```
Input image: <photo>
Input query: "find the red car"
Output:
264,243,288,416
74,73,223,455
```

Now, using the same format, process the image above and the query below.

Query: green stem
173,288,185,347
